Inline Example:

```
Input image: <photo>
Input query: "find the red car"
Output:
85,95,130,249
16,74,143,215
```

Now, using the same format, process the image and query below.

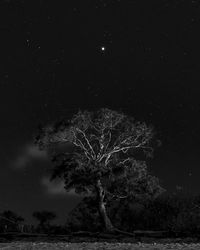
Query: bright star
101,46,106,51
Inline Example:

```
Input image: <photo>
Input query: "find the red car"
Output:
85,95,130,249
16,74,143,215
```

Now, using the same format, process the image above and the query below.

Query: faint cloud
41,176,77,196
27,144,47,158
13,143,48,168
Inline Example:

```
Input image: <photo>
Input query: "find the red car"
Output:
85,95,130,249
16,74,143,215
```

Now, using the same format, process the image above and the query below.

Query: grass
1,233,200,249
1,242,200,250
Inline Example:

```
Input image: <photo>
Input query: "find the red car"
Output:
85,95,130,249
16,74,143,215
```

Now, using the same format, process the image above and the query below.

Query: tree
0,210,24,232
35,108,164,233
32,211,56,232
65,196,101,232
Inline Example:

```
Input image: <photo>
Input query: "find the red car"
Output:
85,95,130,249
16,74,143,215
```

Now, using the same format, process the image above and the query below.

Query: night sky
0,0,200,224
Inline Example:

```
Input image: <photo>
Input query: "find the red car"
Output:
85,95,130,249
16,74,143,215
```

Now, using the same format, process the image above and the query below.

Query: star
101,46,106,52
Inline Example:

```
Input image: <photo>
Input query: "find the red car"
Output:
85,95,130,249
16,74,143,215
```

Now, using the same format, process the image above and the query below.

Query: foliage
35,108,164,231
32,210,56,233
66,193,200,236
35,108,163,200
65,197,102,232
0,210,24,232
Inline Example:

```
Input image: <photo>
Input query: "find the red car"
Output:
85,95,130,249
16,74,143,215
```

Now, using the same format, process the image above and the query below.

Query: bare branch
75,128,96,159
104,131,112,152
96,129,112,161
72,130,91,160
99,140,152,165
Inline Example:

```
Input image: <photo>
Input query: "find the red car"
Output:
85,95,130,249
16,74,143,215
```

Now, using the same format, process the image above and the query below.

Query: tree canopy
32,210,56,229
35,108,164,232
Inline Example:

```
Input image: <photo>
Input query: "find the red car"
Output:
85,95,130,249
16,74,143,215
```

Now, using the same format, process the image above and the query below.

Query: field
1,233,200,249
1,242,200,250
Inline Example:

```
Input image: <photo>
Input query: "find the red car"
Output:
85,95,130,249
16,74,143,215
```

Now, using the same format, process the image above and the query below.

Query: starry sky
0,0,200,224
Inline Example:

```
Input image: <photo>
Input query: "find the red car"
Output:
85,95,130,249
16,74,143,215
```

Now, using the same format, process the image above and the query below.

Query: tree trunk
96,179,115,232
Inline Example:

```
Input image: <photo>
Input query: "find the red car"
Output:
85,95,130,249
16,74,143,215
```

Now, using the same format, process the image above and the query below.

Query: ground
1,242,200,250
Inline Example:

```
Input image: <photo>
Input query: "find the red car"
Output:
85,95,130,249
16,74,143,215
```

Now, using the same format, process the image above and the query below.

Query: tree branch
76,128,96,159
72,130,91,160
105,190,128,200
117,158,133,166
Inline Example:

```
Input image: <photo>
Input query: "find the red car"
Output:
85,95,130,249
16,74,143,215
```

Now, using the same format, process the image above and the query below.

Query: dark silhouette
65,193,200,238
65,197,102,232
0,210,24,232
1,194,200,240
32,211,56,233
35,108,164,233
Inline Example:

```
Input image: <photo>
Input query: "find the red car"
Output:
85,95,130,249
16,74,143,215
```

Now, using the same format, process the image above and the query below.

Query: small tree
35,108,164,233
32,211,56,232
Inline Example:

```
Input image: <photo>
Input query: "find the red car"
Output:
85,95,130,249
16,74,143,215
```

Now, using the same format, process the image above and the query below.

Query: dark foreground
1,242,200,250
1,233,200,249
